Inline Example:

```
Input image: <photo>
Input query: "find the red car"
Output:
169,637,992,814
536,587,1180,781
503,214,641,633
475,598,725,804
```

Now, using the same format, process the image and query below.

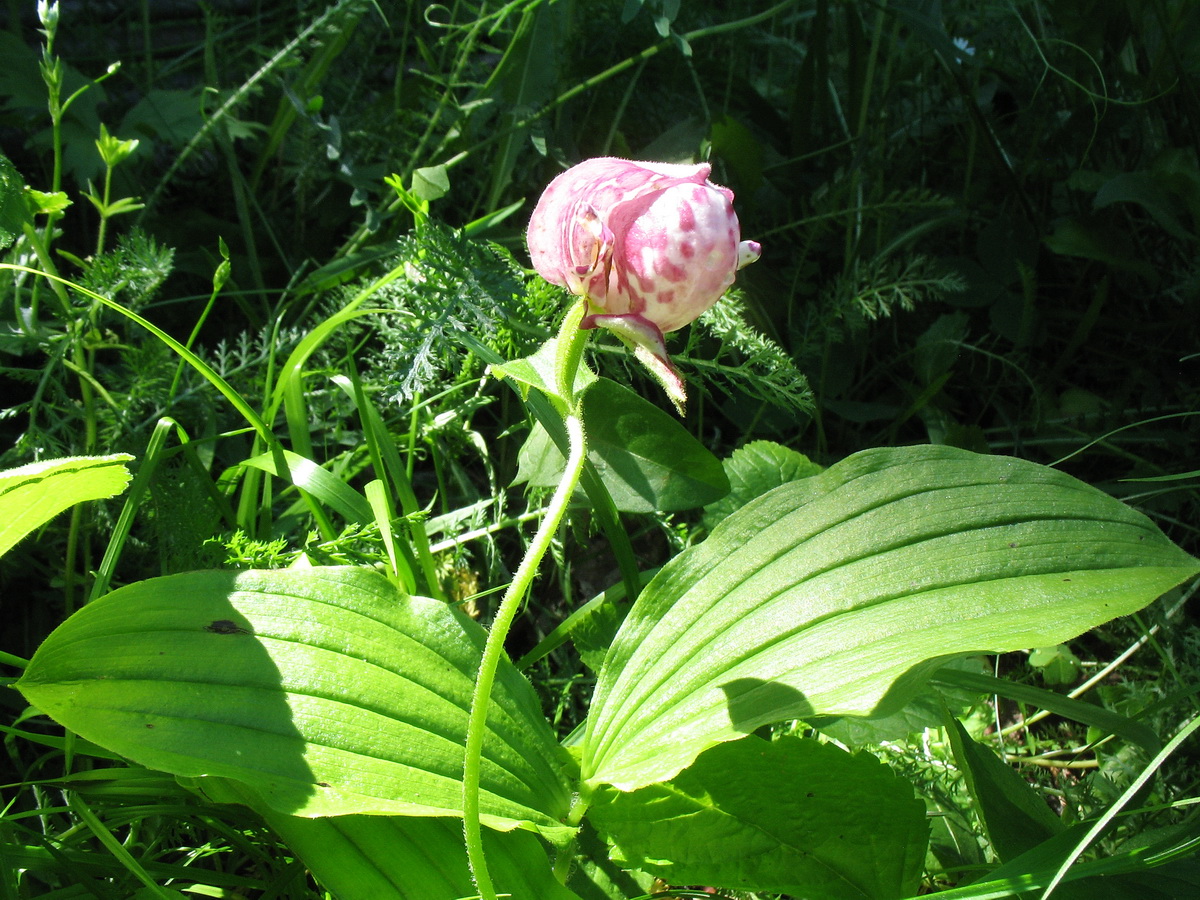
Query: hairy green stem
463,304,590,900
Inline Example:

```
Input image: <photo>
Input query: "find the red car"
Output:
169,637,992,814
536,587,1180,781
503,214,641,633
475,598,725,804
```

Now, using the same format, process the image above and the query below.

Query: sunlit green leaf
241,448,372,524
17,566,575,838
0,454,133,559
490,331,596,409
702,439,821,528
411,164,450,202
583,445,1200,790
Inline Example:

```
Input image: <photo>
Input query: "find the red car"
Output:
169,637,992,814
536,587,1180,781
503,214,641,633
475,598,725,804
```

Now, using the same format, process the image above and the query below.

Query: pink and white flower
527,157,760,411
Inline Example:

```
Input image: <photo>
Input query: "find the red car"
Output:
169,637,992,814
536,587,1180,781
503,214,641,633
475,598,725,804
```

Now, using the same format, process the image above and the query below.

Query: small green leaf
17,567,575,837
102,195,145,216
411,164,450,202
0,152,30,249
942,713,1063,863
1029,644,1083,685
490,331,597,409
517,377,729,513
0,454,133,559
95,122,140,168
583,445,1200,791
702,439,821,528
590,736,928,899
26,188,72,216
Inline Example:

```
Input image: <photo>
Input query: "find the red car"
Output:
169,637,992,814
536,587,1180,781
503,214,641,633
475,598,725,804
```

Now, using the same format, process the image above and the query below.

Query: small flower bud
527,157,759,411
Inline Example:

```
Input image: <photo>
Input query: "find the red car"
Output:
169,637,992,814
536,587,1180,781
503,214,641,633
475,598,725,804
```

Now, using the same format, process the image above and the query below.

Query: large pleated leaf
263,811,581,900
191,778,581,900
17,566,574,838
583,445,1200,790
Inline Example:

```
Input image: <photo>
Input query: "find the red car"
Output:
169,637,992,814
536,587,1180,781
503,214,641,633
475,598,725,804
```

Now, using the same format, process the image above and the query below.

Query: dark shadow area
721,677,814,733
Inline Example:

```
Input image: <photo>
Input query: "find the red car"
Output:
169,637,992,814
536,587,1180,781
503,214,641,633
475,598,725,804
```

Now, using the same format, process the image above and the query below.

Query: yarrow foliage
527,157,760,411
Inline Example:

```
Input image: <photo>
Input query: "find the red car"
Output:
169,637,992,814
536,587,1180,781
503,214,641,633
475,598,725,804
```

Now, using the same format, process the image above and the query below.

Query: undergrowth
1,0,1197,898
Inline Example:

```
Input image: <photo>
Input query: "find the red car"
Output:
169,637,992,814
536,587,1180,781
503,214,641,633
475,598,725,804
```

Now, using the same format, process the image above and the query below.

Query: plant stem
462,303,590,900
551,781,596,884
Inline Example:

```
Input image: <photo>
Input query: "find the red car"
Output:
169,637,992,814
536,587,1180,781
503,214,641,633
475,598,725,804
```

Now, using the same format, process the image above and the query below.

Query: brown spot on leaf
205,619,251,635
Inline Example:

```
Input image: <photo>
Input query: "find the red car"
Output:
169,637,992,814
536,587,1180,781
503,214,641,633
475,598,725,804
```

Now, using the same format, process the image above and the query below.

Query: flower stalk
462,300,591,900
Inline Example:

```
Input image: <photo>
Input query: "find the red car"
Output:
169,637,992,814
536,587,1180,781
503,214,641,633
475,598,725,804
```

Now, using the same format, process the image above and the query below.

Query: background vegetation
1,0,1197,896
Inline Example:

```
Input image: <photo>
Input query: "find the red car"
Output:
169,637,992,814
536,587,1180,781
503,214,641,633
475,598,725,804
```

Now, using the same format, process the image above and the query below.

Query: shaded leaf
813,657,988,747
1043,216,1158,281
0,151,29,249
943,714,1063,863
1093,171,1192,241
200,777,582,900
1029,644,1083,685
590,736,928,899
518,377,729,513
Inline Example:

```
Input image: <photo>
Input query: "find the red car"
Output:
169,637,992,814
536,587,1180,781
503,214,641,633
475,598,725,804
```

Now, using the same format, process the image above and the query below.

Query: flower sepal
584,312,688,415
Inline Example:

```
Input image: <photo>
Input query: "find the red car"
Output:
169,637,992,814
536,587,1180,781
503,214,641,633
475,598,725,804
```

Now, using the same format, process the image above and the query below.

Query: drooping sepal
584,312,687,415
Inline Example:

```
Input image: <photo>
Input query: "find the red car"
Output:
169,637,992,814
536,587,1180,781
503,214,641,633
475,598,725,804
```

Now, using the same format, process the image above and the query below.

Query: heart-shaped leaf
583,445,1199,790
17,566,575,838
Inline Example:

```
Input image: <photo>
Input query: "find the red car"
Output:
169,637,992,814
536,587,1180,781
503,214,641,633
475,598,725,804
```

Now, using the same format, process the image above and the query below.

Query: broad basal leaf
17,566,575,838
197,779,580,900
590,736,927,899
0,454,133,558
583,445,1199,790
266,811,582,900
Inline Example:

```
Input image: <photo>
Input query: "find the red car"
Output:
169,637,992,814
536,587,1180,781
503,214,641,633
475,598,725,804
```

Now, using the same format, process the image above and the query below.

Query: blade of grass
66,793,180,899
332,371,445,600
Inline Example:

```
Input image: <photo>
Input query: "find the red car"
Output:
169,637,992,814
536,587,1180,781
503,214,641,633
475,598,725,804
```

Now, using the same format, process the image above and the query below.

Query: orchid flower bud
527,157,760,412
